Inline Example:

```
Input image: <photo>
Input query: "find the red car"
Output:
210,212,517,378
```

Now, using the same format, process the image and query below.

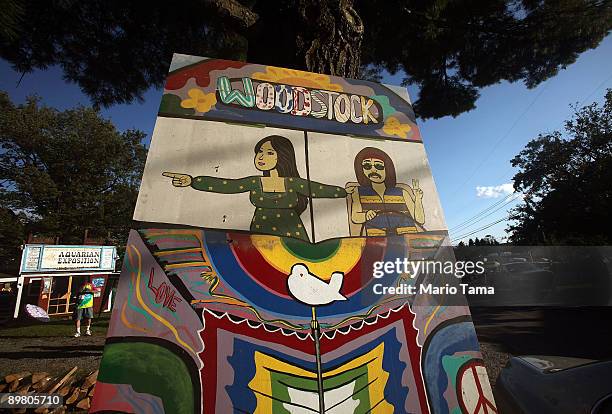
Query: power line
449,192,514,231
490,72,612,185
451,215,515,242
552,71,612,132
452,218,509,243
450,193,520,234
447,80,551,201
448,73,612,241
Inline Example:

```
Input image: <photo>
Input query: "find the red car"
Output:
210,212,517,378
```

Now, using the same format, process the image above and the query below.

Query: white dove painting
287,263,347,306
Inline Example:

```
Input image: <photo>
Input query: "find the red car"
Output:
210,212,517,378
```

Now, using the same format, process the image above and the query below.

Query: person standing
73,282,94,337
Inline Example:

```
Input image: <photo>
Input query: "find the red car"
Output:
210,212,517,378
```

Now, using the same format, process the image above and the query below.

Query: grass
0,313,111,338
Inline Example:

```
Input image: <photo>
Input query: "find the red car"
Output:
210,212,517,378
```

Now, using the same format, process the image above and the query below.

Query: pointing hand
345,184,358,194
162,172,192,187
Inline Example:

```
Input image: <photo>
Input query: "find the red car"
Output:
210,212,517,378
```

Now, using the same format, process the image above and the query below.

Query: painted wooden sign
92,54,496,414
20,244,117,273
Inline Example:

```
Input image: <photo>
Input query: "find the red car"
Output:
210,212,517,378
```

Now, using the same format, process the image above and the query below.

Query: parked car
496,356,612,413
496,261,554,287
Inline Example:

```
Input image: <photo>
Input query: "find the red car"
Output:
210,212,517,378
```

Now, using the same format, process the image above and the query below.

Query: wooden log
33,407,49,414
57,384,72,397
60,377,75,395
16,383,31,395
88,385,95,397
75,397,90,410
66,390,88,408
81,369,98,390
49,406,66,414
0,382,6,392
8,379,20,392
32,376,54,391
65,388,80,405
38,377,59,393
4,371,31,383
47,367,77,394
32,372,50,384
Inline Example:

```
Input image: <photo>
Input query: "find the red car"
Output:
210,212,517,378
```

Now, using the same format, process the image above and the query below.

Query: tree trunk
296,0,364,78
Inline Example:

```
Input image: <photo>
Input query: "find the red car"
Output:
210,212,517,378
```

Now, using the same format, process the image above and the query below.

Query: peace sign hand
162,172,193,187
412,179,424,199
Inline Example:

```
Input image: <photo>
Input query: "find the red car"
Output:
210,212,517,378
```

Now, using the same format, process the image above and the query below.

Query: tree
481,234,500,245
0,92,147,255
508,89,612,245
0,207,25,273
0,0,610,119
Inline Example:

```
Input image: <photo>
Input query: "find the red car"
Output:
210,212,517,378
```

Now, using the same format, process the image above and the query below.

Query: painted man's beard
368,172,382,180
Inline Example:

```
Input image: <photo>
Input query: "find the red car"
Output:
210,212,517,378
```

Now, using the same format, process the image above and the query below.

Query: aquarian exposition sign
20,245,117,273
92,54,496,414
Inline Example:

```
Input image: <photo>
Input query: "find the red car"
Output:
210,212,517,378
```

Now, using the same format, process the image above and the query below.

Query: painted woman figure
163,135,346,242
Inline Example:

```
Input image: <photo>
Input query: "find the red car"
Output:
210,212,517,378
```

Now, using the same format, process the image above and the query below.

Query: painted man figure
348,147,425,236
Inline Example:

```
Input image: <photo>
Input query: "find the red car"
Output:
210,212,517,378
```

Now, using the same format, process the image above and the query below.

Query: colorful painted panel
92,54,496,414
133,118,444,241
159,57,420,142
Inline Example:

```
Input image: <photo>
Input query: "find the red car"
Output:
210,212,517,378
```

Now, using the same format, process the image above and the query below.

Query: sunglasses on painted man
362,162,385,171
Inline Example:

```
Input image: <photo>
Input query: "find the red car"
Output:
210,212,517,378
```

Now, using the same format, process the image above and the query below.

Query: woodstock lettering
217,76,381,125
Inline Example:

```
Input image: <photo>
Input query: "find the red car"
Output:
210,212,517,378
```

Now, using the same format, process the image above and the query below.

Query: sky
1,34,611,244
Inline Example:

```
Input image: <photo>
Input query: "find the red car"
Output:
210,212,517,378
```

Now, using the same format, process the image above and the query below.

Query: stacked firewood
0,368,98,413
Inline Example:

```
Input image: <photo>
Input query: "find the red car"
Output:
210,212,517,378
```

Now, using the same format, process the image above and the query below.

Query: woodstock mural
92,54,496,414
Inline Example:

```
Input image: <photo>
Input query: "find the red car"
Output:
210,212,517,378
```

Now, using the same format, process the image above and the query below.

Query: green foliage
467,235,501,246
359,0,612,118
508,89,612,244
0,207,25,273
0,0,23,41
0,1,609,118
0,1,248,108
0,92,147,257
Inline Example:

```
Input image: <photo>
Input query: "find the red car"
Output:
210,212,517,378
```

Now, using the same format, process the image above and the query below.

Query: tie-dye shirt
77,289,94,309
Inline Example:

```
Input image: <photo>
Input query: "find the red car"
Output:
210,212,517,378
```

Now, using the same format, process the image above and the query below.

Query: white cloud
476,183,515,198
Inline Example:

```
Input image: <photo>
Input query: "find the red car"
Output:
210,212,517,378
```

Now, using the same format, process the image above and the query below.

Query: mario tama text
373,283,494,296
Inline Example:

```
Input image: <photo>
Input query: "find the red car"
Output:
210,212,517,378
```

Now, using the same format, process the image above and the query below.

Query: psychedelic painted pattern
92,54,496,414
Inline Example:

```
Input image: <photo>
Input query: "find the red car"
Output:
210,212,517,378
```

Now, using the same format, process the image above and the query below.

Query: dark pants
73,307,94,320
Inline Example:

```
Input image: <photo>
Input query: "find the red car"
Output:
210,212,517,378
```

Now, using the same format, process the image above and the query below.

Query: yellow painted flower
383,116,412,138
252,66,343,92
181,88,217,113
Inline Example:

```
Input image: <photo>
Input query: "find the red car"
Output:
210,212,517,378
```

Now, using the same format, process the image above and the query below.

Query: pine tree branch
207,0,258,30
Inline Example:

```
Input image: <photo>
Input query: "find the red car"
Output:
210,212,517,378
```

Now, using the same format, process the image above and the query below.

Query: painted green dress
191,175,346,241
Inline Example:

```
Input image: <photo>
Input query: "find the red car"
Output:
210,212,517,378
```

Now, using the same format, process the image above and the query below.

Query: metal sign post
13,275,24,319
311,306,325,414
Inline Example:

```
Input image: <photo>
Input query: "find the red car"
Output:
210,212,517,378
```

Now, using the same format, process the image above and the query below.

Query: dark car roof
520,355,599,373
497,356,612,414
